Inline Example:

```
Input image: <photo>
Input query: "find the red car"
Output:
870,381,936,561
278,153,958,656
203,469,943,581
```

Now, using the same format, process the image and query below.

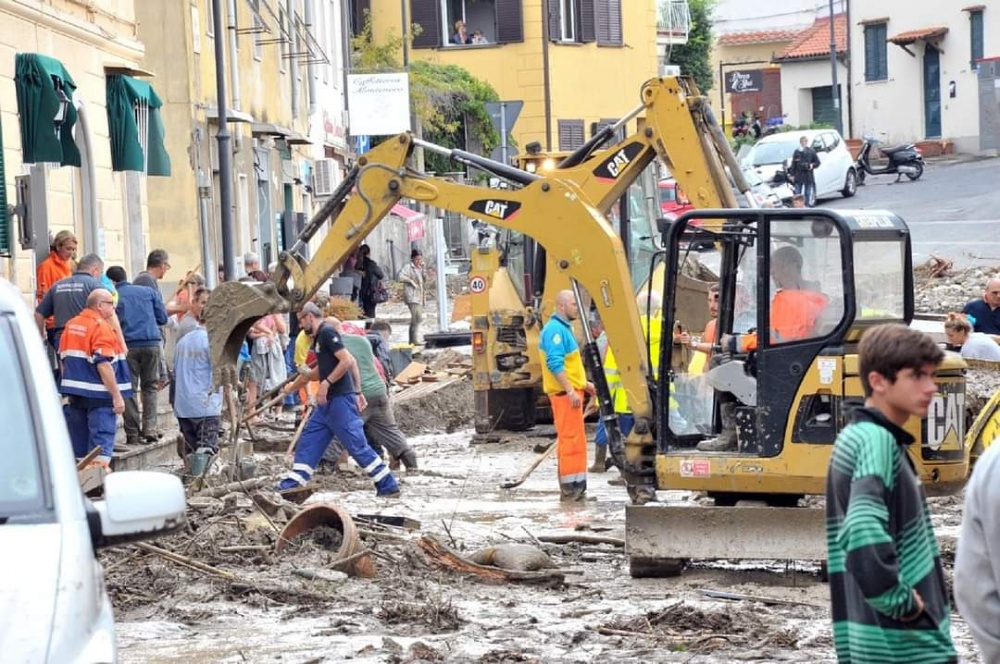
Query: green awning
14,53,81,167
0,112,9,257
106,74,171,176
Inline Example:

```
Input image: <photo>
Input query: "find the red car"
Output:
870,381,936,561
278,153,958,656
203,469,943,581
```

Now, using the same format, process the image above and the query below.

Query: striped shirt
825,407,956,663
58,308,133,404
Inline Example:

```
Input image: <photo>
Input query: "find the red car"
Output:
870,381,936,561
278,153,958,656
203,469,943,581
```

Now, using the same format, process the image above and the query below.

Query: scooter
855,135,924,184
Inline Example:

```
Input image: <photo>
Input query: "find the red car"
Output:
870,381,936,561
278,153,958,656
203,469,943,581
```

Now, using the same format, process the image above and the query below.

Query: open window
411,0,523,48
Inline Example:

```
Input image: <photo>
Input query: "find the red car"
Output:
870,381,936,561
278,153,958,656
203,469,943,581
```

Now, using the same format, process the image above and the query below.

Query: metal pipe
198,169,218,289
541,0,552,151
211,0,236,280
411,137,540,184
288,0,299,118
226,0,241,114
305,0,317,114
845,0,854,137
435,216,448,331
400,0,409,67
829,0,842,135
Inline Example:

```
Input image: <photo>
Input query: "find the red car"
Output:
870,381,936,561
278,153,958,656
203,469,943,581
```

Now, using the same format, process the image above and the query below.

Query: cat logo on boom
470,199,522,221
923,380,966,455
593,142,644,181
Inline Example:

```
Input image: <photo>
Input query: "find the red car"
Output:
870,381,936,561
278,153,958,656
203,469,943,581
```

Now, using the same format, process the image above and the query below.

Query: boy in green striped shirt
825,324,956,663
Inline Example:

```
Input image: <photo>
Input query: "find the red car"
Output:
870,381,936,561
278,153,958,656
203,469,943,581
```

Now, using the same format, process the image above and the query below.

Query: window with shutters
548,0,621,45
863,23,888,82
558,119,585,150
970,10,984,69
413,0,522,48
591,118,624,142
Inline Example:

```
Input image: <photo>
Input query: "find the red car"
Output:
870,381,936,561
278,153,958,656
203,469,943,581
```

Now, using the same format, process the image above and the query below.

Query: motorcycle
855,135,924,184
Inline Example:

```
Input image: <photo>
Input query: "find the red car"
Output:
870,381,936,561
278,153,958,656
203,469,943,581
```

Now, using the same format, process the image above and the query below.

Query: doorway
923,44,942,138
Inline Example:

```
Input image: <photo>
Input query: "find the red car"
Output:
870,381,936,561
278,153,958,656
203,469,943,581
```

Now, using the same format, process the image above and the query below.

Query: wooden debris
537,533,625,547
414,535,565,585
393,361,428,385
698,589,824,608
200,476,271,498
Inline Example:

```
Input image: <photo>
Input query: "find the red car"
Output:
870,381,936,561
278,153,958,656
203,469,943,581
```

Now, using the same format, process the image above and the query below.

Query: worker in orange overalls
539,290,595,502
698,246,828,452
58,288,133,468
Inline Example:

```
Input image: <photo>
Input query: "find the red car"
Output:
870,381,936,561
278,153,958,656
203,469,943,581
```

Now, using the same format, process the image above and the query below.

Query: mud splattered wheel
629,556,686,578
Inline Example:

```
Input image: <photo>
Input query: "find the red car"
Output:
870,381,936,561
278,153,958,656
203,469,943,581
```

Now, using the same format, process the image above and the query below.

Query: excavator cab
653,207,974,500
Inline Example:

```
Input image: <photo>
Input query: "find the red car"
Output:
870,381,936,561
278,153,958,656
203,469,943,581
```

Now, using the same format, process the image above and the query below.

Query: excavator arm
203,133,657,490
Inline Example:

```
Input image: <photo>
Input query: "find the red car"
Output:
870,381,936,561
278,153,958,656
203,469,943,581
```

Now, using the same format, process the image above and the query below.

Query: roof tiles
776,14,848,61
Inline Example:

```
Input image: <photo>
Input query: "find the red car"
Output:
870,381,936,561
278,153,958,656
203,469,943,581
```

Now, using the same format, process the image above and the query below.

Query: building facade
774,13,848,133
135,0,348,283
0,0,164,300
363,0,660,154
850,1,994,151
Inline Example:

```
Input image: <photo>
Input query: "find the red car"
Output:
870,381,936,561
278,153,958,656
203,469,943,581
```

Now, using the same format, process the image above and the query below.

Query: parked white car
741,129,858,202
0,278,186,662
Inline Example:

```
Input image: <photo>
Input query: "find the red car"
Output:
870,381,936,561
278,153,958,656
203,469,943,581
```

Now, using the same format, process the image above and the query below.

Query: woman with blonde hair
36,230,78,344
944,312,1000,361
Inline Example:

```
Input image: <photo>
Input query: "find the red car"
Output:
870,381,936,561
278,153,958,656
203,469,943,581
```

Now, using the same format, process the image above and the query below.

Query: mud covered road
109,417,984,663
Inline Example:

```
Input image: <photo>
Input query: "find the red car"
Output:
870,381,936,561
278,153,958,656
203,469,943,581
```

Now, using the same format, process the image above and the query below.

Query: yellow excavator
203,76,1000,576
470,76,748,434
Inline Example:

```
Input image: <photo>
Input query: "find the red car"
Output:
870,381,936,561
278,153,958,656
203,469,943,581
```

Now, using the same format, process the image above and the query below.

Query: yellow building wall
136,0,313,277
709,41,789,131
368,0,658,153
0,0,146,302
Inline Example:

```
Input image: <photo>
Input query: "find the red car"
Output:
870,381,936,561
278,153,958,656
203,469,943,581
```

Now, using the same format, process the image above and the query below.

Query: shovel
500,441,557,490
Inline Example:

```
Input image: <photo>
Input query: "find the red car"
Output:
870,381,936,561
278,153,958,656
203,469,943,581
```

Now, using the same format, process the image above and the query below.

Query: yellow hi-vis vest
605,314,666,414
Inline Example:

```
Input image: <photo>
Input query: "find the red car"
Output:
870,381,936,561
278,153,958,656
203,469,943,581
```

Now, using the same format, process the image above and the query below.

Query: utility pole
212,0,236,280
829,0,842,135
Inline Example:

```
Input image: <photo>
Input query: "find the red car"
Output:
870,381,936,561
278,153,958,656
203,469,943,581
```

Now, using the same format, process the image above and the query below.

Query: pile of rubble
914,258,1000,314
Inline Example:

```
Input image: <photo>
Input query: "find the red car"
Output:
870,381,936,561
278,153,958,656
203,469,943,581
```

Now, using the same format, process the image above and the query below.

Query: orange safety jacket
36,252,74,329
58,309,133,403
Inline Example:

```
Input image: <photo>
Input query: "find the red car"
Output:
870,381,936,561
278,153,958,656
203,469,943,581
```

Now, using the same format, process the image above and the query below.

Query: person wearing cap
397,249,426,345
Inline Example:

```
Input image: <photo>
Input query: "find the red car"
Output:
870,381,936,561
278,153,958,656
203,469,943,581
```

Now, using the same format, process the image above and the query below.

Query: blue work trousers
279,393,398,494
64,403,117,463
594,413,635,448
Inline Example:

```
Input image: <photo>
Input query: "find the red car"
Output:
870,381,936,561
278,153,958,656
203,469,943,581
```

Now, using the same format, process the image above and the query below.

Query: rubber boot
697,402,738,452
398,449,419,471
589,445,608,473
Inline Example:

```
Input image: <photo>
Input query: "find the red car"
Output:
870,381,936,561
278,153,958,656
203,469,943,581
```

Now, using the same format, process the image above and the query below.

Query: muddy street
109,410,984,663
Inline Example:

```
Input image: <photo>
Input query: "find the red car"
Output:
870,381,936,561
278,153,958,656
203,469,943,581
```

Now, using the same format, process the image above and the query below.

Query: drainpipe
227,0,242,149
541,0,552,151
845,0,854,138
197,168,218,289
305,0,317,114
288,0,299,119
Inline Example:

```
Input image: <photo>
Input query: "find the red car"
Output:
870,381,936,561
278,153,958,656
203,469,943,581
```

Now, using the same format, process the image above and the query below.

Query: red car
658,179,695,219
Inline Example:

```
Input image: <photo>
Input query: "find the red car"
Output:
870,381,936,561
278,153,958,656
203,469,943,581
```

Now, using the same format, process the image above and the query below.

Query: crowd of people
34,235,418,494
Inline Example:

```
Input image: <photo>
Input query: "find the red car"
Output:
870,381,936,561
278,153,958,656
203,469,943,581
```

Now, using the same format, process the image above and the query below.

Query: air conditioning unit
660,64,682,77
313,158,337,197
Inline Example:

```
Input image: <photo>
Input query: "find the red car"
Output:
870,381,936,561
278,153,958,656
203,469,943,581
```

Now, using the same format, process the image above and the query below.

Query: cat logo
925,381,966,452
470,199,522,221
593,142,644,181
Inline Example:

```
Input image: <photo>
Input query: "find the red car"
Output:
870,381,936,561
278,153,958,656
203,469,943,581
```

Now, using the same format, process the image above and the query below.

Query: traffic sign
469,276,487,293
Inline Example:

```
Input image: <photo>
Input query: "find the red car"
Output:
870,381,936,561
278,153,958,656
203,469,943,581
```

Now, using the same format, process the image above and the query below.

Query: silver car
0,278,186,662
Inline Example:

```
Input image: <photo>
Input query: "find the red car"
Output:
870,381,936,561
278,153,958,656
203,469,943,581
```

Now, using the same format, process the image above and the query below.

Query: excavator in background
202,77,1000,576
469,75,749,434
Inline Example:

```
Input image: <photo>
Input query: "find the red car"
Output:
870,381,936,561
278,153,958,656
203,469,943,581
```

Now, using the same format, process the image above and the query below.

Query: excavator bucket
204,280,291,387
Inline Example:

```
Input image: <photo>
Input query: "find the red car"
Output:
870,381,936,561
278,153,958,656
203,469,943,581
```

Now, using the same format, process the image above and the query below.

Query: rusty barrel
276,503,375,578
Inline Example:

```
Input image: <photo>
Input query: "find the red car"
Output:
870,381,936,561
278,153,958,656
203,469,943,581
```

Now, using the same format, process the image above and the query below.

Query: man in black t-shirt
275,303,400,496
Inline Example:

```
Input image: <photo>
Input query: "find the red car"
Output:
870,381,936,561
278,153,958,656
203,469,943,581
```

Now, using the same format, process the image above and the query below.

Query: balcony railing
657,0,691,46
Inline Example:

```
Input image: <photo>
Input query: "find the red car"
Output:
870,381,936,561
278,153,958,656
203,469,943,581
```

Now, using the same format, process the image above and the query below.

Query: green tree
350,16,500,173
669,0,715,93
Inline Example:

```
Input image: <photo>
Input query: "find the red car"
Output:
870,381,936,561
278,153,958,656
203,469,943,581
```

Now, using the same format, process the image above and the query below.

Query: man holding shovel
539,290,594,502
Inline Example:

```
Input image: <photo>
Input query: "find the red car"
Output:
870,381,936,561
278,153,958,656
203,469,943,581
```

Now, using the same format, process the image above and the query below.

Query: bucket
188,451,212,478
389,345,413,378
275,503,375,578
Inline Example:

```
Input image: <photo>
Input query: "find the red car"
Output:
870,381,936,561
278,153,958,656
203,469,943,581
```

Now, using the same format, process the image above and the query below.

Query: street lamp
52,77,70,137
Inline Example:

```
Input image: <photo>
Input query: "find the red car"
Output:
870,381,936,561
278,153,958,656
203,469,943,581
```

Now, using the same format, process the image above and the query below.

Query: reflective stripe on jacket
605,314,663,413
58,309,133,402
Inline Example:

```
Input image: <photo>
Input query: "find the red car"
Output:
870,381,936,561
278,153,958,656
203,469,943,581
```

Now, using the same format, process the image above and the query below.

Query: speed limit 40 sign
469,276,487,293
